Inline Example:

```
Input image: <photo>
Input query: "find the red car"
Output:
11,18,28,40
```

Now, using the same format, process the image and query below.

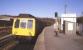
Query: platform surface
34,25,83,50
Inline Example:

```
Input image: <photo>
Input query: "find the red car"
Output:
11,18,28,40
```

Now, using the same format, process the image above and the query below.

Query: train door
27,20,34,36
28,19,36,36
12,19,20,35
18,19,27,36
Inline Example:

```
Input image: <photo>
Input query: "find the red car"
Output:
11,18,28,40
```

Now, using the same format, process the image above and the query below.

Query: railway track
0,40,19,50
0,34,19,50
0,34,13,47
10,41,35,50
0,27,11,38
0,34,37,50
0,27,12,47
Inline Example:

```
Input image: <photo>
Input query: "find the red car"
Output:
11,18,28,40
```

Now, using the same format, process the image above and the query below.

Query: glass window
20,22,26,28
27,20,33,28
15,19,19,28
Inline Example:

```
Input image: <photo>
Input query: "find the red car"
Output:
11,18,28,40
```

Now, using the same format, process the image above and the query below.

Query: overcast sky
0,0,83,18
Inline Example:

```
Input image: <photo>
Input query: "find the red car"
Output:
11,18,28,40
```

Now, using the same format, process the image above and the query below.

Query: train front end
12,18,36,40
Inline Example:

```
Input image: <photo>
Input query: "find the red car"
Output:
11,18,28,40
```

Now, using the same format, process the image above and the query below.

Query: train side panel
35,19,45,36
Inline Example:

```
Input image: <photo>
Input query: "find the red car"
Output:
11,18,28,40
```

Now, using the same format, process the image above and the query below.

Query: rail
0,34,13,47
0,26,12,33
0,34,12,41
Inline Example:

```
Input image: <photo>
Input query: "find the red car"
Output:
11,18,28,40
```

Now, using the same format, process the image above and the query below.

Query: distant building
0,15,13,21
0,15,14,27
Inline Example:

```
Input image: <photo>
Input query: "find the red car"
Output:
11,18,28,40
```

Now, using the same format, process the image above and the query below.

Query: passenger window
27,20,33,28
15,19,19,28
20,22,26,28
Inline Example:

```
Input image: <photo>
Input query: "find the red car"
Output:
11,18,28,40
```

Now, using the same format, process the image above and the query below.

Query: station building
60,13,77,35
77,16,83,35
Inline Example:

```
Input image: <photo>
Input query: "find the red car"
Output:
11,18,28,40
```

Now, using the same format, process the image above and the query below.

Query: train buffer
34,25,83,50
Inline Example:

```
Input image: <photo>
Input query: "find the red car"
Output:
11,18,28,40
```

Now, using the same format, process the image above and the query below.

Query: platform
34,25,83,50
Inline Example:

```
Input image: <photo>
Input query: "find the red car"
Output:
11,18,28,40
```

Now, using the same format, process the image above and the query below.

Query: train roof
17,14,36,18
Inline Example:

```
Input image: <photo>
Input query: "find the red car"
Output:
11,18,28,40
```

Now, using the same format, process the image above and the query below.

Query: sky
0,0,83,18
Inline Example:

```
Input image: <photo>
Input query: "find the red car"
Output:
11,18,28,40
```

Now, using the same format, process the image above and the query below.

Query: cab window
27,20,33,28
20,22,26,28
15,19,20,28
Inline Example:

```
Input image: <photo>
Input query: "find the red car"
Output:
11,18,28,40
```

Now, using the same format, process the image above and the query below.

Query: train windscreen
15,19,20,28
20,20,27,28
27,20,33,28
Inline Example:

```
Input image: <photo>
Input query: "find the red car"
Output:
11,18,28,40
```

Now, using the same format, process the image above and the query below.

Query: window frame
27,20,33,29
14,19,20,28
20,19,27,29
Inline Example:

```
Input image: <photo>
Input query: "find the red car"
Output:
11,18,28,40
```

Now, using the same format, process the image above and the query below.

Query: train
11,14,55,42
12,14,45,41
